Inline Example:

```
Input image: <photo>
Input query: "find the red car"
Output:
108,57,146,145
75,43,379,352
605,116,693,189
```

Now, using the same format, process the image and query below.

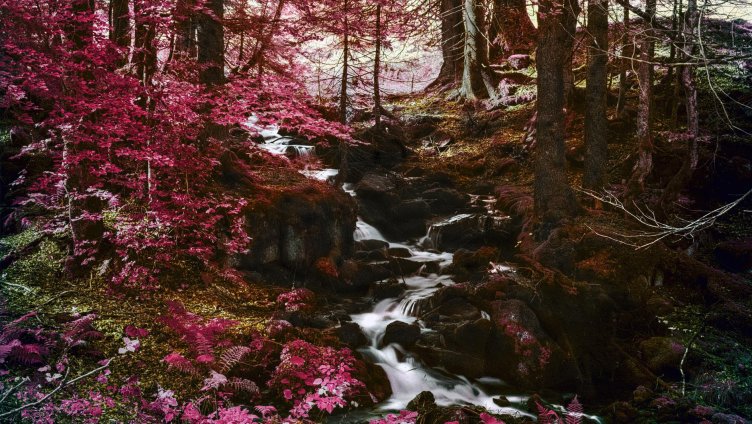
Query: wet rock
453,318,493,353
438,297,481,320
355,239,389,251
423,188,470,214
342,127,410,181
354,249,389,261
407,391,436,412
390,257,441,275
715,238,752,273
387,247,412,258
382,320,421,347
486,299,576,388
493,396,511,407
370,279,407,299
354,359,392,403
393,199,432,220
339,260,392,292
336,322,368,348
507,54,531,70
239,184,356,273
416,345,486,378
355,172,398,201
639,337,685,375
451,246,500,280
426,214,516,251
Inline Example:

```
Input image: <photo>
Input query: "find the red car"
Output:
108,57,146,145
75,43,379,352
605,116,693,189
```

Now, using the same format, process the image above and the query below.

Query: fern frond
565,396,583,424
225,377,259,395
219,346,252,373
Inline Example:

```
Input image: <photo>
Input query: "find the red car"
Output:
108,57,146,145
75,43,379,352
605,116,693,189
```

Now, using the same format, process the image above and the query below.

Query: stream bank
245,95,752,423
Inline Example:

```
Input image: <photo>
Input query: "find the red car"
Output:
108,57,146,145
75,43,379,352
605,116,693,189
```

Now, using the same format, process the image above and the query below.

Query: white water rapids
301,168,529,417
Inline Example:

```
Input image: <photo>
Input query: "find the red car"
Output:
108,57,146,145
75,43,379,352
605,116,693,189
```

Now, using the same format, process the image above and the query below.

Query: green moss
0,232,65,314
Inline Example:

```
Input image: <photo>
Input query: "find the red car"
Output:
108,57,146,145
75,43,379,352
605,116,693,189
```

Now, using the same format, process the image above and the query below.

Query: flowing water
246,116,316,159
302,169,530,418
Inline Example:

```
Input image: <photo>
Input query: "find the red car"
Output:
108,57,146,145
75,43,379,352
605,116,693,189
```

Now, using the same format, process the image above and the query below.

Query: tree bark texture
534,0,580,225
197,0,225,85
583,0,609,189
489,0,536,61
627,0,656,199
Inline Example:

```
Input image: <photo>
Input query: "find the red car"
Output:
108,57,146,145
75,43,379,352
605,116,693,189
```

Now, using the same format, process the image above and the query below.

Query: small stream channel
255,120,601,423
306,169,531,421
253,124,532,419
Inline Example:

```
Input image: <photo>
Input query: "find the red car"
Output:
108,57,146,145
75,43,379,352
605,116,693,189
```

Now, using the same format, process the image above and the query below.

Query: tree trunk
461,0,490,100
489,0,536,61
374,4,382,129
431,0,464,87
660,0,699,211
66,0,107,272
197,0,225,85
583,0,609,190
561,0,580,107
627,0,656,199
110,0,130,56
339,0,349,124
534,0,580,226
615,6,629,117
134,0,157,85
175,0,197,58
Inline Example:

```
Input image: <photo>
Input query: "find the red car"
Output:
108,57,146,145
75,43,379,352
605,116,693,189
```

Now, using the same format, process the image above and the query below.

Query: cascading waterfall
299,169,529,417
246,117,316,159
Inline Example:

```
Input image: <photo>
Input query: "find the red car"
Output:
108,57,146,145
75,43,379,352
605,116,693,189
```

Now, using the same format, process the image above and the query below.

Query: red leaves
268,339,365,418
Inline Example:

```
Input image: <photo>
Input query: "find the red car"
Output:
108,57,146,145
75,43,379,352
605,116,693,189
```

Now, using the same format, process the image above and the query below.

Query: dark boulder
355,172,398,201
393,199,432,220
382,320,421,347
336,322,368,348
237,181,357,274
407,391,436,413
423,188,469,214
425,214,516,251
370,279,407,299
338,260,393,292
355,239,389,251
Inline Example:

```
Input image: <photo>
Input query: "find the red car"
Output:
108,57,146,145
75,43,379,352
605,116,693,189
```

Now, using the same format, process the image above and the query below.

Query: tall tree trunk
562,0,580,107
431,0,464,87
534,0,580,226
175,0,197,58
67,0,107,272
615,6,629,117
134,0,157,86
339,0,349,124
374,3,382,129
627,0,656,199
197,0,225,85
583,0,609,190
461,0,490,100
110,0,130,65
660,0,699,211
489,0,536,62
